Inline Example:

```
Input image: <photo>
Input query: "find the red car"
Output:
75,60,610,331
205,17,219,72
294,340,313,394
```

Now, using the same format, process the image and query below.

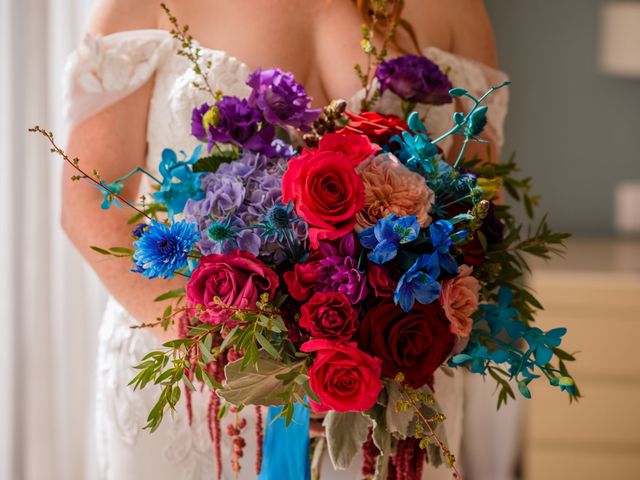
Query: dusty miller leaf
323,411,371,470
384,381,413,438
218,355,303,406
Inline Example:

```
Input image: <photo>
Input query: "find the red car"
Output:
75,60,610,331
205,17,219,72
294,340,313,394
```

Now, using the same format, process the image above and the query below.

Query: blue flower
429,220,458,275
359,214,420,264
95,180,125,209
450,344,509,374
153,146,205,218
478,286,526,340
388,112,438,176
465,106,488,138
394,253,441,312
523,327,567,367
132,220,199,279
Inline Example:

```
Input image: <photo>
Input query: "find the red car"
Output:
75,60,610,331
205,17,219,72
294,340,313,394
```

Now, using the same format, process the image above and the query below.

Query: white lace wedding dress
64,29,509,480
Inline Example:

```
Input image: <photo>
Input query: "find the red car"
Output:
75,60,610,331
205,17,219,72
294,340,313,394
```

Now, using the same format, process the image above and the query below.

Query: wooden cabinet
524,239,640,480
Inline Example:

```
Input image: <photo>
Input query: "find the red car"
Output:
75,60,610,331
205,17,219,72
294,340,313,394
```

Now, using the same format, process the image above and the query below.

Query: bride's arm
62,0,180,341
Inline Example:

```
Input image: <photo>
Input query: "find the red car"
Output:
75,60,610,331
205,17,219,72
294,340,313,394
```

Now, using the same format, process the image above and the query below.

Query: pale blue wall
486,0,640,234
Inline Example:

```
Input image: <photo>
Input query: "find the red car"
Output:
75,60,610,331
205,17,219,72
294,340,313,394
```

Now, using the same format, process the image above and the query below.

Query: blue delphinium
359,214,420,264
132,220,199,279
394,253,441,312
153,146,204,218
429,220,458,275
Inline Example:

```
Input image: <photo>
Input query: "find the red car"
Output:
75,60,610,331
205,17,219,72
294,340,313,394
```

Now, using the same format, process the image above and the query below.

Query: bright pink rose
282,148,365,247
439,265,480,338
186,250,279,324
366,264,395,298
317,132,380,167
301,339,382,413
299,292,359,340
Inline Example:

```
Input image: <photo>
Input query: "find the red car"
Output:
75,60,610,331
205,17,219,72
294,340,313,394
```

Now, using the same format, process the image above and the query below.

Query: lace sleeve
63,29,175,129
424,47,510,151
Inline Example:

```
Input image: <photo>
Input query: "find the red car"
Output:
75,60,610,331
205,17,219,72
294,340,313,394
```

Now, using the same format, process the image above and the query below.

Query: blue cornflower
478,286,526,340
153,146,205,218
359,214,420,264
394,253,441,312
523,327,567,367
132,220,199,279
429,220,458,275
388,112,438,176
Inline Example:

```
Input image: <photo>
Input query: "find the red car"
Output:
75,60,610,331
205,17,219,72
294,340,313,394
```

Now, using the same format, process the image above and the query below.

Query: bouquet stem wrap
258,404,310,480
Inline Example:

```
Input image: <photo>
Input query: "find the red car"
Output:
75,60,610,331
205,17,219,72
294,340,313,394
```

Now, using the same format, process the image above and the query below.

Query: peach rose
439,265,480,338
355,153,434,231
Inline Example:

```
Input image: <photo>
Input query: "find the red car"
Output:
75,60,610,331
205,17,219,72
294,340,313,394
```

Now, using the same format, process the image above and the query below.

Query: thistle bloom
247,68,320,130
132,220,199,279
375,54,452,105
359,214,420,264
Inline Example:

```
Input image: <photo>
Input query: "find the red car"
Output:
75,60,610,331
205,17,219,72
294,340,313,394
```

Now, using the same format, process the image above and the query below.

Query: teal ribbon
258,404,310,480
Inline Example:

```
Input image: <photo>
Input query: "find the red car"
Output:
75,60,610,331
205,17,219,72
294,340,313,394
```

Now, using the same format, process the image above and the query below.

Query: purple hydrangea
183,151,308,263
247,68,320,131
191,97,275,155
375,54,453,105
315,234,369,304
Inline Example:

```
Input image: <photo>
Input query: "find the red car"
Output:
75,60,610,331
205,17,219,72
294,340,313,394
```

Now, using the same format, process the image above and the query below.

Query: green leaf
384,381,413,437
192,151,238,173
154,288,186,302
218,355,304,406
90,246,111,255
323,411,371,470
255,330,281,360
109,247,135,255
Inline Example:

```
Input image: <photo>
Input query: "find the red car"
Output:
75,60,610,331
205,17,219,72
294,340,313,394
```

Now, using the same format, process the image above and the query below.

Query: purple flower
481,202,505,244
316,234,369,304
375,54,453,105
247,68,320,131
191,103,211,141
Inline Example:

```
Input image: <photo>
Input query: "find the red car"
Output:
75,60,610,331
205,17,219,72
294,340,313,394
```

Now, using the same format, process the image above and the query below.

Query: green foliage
192,150,239,173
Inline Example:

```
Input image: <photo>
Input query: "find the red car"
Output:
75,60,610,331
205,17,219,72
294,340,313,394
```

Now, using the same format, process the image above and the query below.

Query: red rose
366,264,395,298
459,236,486,267
282,148,365,248
359,300,455,388
186,250,279,324
337,110,409,145
283,251,322,301
301,339,382,413
317,132,380,166
299,292,359,340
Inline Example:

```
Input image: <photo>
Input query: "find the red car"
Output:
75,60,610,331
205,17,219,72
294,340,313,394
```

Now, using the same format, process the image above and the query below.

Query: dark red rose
299,291,359,340
459,236,486,267
283,251,323,301
187,250,279,324
366,264,395,298
317,132,380,167
359,300,455,388
337,110,409,145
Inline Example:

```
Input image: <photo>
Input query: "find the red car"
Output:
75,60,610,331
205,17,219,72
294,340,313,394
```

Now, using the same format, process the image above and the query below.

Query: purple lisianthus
191,103,210,141
248,68,320,131
316,234,369,304
375,54,453,105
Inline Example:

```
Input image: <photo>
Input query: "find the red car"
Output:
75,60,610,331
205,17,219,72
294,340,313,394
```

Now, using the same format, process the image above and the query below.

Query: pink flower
186,250,279,324
301,339,382,413
355,153,435,231
439,265,480,338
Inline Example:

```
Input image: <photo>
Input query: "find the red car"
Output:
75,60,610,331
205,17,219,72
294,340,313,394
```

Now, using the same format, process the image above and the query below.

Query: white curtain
0,1,103,479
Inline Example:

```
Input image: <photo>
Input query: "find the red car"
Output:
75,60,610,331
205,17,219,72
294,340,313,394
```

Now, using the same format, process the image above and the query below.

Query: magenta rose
186,249,279,324
301,339,382,413
299,292,359,340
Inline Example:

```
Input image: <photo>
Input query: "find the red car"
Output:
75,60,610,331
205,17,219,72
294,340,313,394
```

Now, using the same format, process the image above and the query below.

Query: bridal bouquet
32,5,579,480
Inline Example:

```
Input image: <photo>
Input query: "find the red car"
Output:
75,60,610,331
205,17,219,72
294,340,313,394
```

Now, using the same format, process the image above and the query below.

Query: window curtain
0,0,103,479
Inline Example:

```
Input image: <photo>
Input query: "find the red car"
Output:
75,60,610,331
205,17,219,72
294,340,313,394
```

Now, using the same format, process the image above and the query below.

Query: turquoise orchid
153,145,205,218
359,214,420,264
450,344,509,374
523,327,567,367
388,112,438,176
479,286,526,340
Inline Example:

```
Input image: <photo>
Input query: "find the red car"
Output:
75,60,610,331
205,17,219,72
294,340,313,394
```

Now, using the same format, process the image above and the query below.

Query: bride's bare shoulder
85,0,160,35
